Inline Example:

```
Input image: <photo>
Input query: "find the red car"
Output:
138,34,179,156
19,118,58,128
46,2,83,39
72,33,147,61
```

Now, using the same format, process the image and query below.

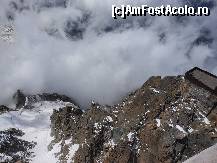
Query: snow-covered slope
0,100,79,163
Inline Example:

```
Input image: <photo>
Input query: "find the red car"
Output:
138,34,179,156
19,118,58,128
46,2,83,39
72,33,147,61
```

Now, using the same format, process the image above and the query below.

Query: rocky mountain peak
48,69,217,163
0,67,217,163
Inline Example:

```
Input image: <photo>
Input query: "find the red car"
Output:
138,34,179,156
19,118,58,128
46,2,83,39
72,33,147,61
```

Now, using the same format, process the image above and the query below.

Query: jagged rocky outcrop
13,90,77,109
0,69,217,163
50,74,217,163
0,105,12,115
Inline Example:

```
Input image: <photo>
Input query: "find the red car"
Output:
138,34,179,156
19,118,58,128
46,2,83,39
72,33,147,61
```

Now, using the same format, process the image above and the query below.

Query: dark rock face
64,18,86,41
0,128,36,163
64,10,90,41
0,105,11,115
13,90,77,109
39,93,77,104
13,90,26,109
50,103,114,162
50,75,217,163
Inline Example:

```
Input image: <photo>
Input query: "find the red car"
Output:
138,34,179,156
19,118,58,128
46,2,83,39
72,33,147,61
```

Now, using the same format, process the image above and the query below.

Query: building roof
185,67,217,96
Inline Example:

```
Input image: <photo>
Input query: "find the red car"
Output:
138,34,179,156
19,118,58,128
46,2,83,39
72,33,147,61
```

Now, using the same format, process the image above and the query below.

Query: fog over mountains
0,0,217,107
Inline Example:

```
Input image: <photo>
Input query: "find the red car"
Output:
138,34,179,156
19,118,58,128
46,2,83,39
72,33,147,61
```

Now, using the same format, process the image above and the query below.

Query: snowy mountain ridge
0,70,217,163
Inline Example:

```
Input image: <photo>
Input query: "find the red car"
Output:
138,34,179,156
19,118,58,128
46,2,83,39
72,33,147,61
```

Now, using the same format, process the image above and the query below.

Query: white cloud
0,0,216,108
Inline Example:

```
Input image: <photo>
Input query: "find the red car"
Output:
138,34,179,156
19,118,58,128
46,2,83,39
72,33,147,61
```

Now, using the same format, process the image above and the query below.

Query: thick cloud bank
0,0,217,108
